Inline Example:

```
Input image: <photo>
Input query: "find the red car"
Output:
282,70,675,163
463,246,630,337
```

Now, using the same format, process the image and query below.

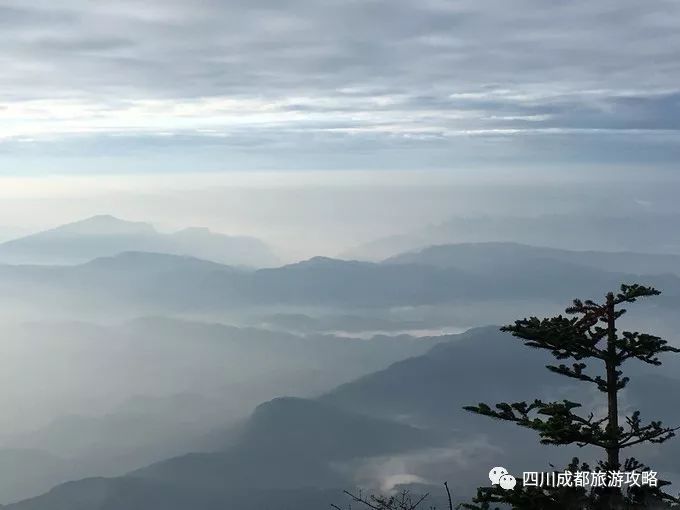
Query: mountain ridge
344,213,680,260
5,326,680,509
0,216,278,268
384,241,680,276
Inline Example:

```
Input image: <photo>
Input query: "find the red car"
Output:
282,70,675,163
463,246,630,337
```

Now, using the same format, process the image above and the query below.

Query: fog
1,169,680,507
2,0,680,506
3,168,680,261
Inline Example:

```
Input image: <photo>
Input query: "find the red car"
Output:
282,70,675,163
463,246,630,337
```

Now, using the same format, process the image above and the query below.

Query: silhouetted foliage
463,284,680,509
331,489,434,510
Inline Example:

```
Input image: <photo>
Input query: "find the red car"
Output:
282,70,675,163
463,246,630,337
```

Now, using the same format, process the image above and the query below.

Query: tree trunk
605,292,622,507
605,292,620,469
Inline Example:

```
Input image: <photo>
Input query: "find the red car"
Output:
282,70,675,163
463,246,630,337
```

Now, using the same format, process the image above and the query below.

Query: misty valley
0,212,680,509
2,1,680,507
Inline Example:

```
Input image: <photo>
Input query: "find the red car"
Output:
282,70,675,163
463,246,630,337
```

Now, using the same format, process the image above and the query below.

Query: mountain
385,242,680,276
0,215,278,267
321,326,680,473
4,478,342,510
5,398,437,510
132,397,436,490
6,327,680,509
322,325,680,426
0,252,243,318
0,226,28,243
0,317,440,504
3,250,680,320
321,326,548,427
0,450,71,505
344,213,680,260
0,317,441,435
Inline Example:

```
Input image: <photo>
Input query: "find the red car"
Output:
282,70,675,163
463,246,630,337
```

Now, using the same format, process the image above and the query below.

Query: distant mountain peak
291,256,367,268
82,251,231,272
251,396,319,418
175,226,212,236
83,214,122,222
306,256,341,264
50,215,156,236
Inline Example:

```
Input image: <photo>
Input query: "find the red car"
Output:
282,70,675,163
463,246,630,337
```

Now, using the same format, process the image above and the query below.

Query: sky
1,0,680,174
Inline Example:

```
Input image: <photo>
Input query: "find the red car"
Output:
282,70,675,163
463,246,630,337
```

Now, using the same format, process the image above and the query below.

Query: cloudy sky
1,0,679,174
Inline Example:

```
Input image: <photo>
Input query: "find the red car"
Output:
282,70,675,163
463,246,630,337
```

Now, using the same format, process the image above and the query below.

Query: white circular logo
499,474,517,490
489,466,508,485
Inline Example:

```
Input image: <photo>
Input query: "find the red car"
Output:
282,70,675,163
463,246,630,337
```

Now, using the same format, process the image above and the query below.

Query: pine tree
462,284,680,510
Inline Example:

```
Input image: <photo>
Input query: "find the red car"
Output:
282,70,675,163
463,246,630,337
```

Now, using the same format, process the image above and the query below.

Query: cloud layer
1,0,679,171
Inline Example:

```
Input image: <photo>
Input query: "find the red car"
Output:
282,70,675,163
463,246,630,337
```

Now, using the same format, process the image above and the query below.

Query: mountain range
7,326,680,510
0,317,441,503
344,213,680,260
0,215,278,267
3,216,680,507
385,242,680,276
2,246,680,319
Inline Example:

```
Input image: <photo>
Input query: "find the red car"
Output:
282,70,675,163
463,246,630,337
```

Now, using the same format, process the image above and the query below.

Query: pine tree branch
613,284,661,305
502,316,606,361
464,399,610,448
618,331,680,365
618,411,680,448
545,362,610,391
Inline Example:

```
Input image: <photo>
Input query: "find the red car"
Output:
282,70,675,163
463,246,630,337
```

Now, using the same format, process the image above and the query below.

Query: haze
1,1,680,509
2,168,680,261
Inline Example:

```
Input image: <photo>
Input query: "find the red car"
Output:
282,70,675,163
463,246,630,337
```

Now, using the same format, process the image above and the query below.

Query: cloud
332,438,503,494
1,0,679,171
